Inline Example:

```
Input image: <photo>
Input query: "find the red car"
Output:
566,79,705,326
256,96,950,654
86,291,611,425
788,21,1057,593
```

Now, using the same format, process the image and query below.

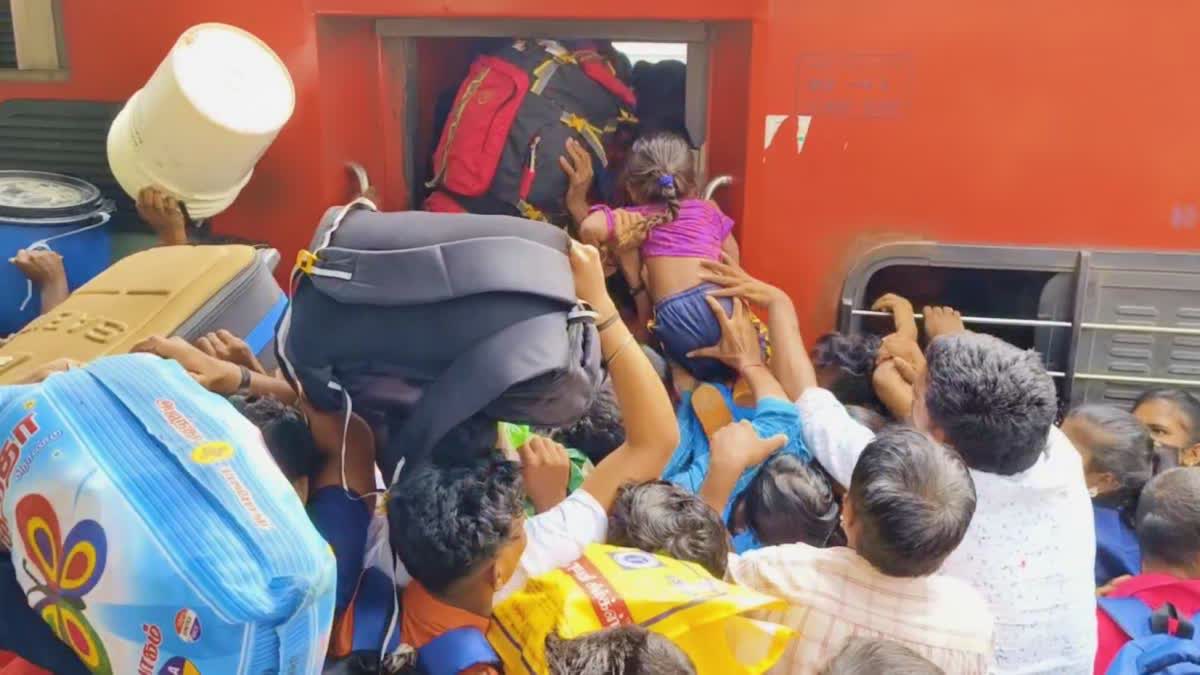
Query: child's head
1135,468,1200,577
819,638,945,675
737,454,840,548
623,132,696,209
813,332,884,412
845,427,976,578
1134,389,1200,466
607,481,731,578
229,394,320,500
1062,404,1154,505
545,626,695,675
538,383,626,465
388,456,527,597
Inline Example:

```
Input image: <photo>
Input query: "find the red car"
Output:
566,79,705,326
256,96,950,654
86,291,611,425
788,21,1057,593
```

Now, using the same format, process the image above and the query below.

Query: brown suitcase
0,244,284,384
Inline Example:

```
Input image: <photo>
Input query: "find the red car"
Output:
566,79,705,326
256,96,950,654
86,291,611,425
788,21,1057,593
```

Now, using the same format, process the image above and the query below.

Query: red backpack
425,40,637,225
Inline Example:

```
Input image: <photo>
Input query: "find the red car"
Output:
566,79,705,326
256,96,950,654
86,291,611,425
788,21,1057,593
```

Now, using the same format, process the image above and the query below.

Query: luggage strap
561,113,609,167
388,310,578,482
300,235,576,306
531,51,577,95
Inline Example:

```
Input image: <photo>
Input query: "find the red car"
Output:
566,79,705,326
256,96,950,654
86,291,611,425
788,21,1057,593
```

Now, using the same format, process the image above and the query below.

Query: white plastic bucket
107,23,295,219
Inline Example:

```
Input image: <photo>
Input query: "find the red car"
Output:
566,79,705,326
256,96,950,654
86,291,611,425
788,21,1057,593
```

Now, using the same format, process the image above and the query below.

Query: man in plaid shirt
716,426,994,674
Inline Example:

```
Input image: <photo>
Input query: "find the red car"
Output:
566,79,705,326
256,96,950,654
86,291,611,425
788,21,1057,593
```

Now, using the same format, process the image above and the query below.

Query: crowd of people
4,50,1200,675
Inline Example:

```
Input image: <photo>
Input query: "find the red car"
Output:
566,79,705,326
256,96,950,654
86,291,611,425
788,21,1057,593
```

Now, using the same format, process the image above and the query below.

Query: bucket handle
17,208,113,312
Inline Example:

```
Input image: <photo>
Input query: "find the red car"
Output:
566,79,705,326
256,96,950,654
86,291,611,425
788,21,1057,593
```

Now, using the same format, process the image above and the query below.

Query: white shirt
727,545,994,675
495,488,609,602
796,388,1097,675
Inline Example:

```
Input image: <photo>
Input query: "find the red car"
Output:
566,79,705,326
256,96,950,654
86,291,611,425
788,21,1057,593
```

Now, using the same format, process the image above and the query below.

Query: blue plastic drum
0,171,113,334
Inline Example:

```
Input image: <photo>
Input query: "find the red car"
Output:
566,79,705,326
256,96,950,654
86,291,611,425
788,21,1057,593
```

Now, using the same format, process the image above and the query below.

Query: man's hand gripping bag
276,200,603,481
488,545,795,675
0,355,337,674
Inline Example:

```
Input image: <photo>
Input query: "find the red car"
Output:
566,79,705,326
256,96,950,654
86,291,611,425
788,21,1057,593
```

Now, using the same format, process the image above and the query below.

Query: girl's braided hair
615,132,698,251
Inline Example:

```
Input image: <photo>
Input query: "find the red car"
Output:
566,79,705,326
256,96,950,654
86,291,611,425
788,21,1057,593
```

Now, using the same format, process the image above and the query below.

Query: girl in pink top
579,133,743,381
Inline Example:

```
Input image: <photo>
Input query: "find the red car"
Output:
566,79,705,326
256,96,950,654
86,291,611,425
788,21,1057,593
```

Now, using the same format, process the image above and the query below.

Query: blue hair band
657,174,675,189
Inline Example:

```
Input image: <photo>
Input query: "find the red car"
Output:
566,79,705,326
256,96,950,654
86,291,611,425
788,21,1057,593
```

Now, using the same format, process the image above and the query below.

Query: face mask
732,529,762,554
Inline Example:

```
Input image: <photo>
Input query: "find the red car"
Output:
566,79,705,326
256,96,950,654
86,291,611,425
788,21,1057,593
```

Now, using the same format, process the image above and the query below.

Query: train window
838,243,1200,409
375,19,713,210
0,0,67,80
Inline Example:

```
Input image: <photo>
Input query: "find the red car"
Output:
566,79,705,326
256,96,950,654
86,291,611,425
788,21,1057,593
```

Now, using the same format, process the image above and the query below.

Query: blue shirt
1094,503,1141,586
662,384,808,523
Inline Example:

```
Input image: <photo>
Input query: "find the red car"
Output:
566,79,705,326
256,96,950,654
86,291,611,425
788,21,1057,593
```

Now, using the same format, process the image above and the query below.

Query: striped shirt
727,545,994,675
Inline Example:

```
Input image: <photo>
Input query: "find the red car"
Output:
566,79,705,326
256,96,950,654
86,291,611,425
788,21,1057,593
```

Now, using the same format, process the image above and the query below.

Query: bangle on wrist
603,334,637,368
236,365,252,394
597,313,621,332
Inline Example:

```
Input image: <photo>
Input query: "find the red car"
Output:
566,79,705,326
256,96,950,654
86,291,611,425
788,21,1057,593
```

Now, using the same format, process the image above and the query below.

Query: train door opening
373,19,750,220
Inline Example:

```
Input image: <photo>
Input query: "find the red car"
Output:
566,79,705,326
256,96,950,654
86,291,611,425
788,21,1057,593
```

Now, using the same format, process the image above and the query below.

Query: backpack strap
385,309,590,482
1100,597,1156,640
415,627,500,675
305,237,577,307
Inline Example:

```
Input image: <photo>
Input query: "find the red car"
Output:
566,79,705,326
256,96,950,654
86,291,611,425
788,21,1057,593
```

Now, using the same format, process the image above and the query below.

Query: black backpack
424,40,637,226
276,199,603,481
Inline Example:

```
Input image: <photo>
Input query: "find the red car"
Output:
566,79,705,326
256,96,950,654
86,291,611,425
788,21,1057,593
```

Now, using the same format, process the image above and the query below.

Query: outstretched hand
872,293,918,342
11,249,66,288
133,335,242,395
137,186,189,246
699,255,788,309
195,329,266,375
568,242,615,316
687,296,763,373
518,436,572,513
711,420,788,470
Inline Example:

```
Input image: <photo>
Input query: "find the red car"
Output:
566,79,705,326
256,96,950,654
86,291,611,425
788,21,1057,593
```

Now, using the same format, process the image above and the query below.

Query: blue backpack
1100,597,1200,674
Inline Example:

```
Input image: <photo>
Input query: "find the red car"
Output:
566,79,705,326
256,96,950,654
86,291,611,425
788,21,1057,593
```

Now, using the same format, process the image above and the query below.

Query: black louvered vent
0,99,140,227
0,5,17,69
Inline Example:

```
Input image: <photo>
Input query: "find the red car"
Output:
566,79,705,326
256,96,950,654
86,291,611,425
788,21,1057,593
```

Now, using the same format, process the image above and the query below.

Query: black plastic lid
0,170,105,220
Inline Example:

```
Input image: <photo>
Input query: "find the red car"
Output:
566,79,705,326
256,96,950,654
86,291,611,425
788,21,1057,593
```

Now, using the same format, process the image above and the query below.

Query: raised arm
872,293,919,343
12,249,69,315
132,335,299,404
699,257,817,400
698,420,786,515
571,243,679,511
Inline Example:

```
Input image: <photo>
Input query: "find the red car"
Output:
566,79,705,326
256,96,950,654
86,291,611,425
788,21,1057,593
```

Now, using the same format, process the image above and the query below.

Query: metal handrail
851,309,1200,337
852,308,1200,388
703,175,733,200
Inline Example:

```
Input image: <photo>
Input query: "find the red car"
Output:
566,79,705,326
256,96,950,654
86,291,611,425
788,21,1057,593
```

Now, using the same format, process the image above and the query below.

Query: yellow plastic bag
488,544,794,675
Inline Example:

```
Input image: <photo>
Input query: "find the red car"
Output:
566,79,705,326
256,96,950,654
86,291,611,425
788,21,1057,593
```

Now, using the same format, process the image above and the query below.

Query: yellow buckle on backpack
296,249,319,275
518,200,549,222
561,113,609,167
